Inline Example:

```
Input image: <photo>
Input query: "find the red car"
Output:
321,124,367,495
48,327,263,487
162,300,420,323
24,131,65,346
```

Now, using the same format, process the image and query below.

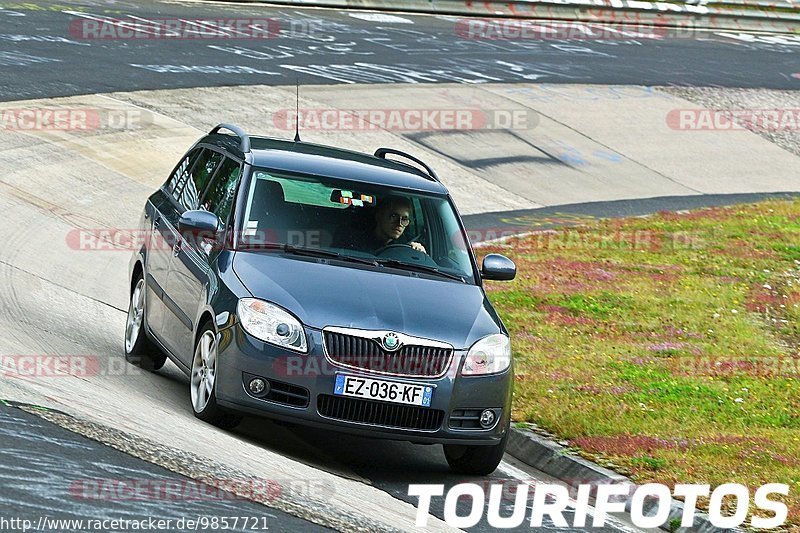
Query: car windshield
238,169,476,282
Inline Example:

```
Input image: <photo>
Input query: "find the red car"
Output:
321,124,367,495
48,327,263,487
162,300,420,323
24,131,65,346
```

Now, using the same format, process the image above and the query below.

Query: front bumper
214,324,513,445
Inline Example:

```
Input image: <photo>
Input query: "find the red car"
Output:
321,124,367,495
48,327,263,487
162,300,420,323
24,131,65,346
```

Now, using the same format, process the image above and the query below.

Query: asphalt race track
0,402,330,532
0,0,798,531
0,0,799,102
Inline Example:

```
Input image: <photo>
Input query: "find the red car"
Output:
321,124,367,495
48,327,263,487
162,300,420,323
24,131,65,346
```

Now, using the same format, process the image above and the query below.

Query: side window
178,149,224,211
203,157,242,227
166,148,202,200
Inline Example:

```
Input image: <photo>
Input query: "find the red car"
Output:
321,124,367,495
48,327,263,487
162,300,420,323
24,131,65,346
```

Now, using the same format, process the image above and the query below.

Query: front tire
443,422,509,475
124,276,167,371
190,324,242,430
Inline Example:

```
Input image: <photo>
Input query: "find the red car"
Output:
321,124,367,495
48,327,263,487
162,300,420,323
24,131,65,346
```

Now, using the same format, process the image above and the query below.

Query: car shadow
145,357,487,486
232,413,451,482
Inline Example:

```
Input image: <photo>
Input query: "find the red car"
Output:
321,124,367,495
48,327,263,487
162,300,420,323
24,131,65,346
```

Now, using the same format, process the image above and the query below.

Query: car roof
201,132,449,195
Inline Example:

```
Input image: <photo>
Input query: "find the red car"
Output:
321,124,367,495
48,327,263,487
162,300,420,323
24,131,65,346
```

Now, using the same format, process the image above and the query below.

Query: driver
344,196,426,254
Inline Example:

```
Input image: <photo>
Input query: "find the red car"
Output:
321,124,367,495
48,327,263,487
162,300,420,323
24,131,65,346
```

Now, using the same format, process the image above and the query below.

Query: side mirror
481,253,516,281
178,210,221,243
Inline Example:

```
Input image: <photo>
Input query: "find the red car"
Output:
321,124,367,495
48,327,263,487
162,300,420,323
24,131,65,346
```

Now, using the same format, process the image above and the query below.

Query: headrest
253,179,285,203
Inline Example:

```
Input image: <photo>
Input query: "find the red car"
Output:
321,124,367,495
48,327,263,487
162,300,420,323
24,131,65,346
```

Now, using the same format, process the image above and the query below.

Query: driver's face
376,205,410,242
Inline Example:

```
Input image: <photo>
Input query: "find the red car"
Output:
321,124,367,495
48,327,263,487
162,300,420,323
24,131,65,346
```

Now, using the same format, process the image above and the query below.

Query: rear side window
203,157,242,227
166,148,202,199
178,149,224,211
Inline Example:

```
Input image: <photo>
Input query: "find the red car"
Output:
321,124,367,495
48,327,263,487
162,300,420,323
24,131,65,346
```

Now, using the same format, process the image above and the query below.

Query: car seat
250,179,289,243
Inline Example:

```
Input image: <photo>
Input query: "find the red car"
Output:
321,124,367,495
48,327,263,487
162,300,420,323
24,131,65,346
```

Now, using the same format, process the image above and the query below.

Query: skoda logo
382,333,400,351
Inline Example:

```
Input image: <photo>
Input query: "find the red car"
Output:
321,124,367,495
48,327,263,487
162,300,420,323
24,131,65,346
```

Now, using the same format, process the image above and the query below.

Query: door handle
173,239,181,257
154,217,161,229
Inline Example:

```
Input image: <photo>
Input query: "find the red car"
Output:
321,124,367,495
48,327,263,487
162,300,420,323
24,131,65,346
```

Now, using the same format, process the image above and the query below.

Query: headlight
461,334,511,376
237,298,307,353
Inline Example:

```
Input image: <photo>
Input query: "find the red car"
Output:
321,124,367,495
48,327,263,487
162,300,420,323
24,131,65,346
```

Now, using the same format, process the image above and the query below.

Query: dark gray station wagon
126,124,517,474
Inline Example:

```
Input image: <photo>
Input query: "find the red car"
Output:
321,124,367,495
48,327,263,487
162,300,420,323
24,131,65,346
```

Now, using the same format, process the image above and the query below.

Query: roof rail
209,123,251,153
374,148,439,182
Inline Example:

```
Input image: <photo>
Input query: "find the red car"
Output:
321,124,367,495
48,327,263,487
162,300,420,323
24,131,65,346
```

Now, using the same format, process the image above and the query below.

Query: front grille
317,394,444,431
324,331,453,377
449,409,483,429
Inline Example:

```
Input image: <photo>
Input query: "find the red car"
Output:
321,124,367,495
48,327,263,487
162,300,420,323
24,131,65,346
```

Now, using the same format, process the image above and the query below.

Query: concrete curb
223,0,799,33
507,427,739,532
713,0,797,9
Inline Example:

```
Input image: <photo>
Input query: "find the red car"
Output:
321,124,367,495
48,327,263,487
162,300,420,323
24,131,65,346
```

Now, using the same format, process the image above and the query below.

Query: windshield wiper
285,245,380,266
241,242,378,266
375,259,466,282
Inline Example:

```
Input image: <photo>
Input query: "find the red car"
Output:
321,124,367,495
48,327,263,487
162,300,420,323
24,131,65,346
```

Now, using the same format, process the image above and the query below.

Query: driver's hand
410,242,427,254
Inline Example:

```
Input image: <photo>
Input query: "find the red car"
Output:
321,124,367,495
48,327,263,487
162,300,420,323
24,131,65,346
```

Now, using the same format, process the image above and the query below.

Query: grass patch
630,455,668,471
773,243,800,263
557,292,631,319
481,199,800,527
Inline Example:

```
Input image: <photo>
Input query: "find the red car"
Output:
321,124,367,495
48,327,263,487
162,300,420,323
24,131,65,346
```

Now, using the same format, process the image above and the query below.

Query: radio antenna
293,79,301,143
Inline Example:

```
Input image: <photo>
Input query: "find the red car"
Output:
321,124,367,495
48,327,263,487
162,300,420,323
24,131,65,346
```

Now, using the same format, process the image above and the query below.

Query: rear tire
190,323,242,430
443,421,509,475
124,275,167,371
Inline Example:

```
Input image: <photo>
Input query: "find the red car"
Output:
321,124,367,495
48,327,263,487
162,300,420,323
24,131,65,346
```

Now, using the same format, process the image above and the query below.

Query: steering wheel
375,242,437,267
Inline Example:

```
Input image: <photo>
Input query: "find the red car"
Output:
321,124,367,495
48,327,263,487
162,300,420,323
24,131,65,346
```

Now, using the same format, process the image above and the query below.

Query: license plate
334,374,433,407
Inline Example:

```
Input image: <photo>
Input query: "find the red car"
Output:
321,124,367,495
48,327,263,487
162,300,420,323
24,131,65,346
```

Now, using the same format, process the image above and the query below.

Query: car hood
232,252,502,349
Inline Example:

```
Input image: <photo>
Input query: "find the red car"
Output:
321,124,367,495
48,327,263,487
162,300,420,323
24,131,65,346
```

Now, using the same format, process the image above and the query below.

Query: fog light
479,409,496,428
249,378,269,396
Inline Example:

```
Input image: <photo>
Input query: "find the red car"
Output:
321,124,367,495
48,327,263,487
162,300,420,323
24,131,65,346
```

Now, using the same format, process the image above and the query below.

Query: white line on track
347,12,414,24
